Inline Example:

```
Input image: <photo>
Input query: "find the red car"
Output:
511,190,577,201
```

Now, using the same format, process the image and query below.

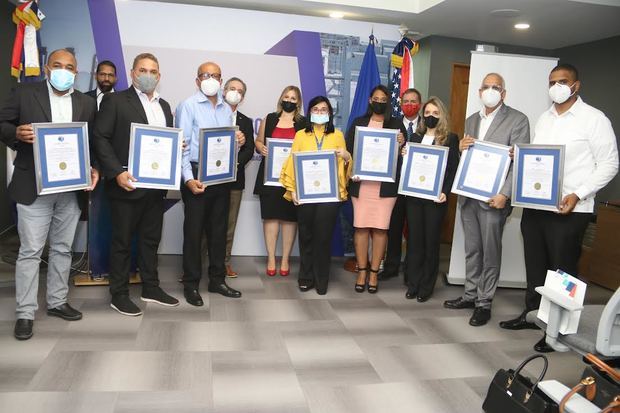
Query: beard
99,82,114,93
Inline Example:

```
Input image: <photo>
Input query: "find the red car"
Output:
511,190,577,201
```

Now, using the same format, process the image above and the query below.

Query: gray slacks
15,192,80,320
460,199,510,309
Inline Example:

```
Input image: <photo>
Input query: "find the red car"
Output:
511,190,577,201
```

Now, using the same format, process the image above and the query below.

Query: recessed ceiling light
514,23,530,30
329,11,344,19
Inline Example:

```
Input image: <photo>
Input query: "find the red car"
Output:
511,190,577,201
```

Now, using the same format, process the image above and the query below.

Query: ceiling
132,0,620,49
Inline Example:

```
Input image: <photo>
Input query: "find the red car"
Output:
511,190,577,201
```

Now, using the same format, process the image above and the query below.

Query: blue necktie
407,121,414,141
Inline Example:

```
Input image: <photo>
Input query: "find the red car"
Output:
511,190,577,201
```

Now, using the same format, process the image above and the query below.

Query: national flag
390,37,419,118
11,1,45,81
346,34,381,131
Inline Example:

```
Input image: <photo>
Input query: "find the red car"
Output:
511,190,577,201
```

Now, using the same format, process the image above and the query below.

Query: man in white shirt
444,73,530,327
86,60,117,110
500,64,618,352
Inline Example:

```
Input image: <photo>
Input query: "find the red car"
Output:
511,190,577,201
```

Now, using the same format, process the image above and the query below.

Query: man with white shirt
379,88,422,283
444,73,530,327
0,49,99,340
500,64,618,352
86,60,117,109
93,52,179,316
175,62,246,307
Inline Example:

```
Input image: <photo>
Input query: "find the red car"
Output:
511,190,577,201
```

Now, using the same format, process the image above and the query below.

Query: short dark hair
401,88,422,103
47,48,75,64
365,84,391,119
132,53,159,70
224,77,247,96
305,95,335,134
551,63,579,81
96,60,116,74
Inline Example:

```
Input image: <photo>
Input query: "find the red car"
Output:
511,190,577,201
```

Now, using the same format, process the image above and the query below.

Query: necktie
407,121,414,141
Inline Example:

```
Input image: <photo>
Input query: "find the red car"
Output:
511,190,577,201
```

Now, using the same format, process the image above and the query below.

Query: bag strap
507,354,549,402
559,376,597,413
600,396,620,413
585,353,620,383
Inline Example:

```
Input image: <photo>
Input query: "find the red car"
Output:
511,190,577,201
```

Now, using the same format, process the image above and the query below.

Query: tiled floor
0,252,612,413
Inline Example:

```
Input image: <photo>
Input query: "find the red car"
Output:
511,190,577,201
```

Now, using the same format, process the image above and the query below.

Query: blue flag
346,34,381,131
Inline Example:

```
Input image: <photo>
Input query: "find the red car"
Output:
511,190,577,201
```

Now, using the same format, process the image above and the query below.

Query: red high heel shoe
266,267,277,276
279,268,290,276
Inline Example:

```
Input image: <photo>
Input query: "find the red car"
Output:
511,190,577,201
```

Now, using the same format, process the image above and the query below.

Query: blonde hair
417,96,450,146
276,85,304,121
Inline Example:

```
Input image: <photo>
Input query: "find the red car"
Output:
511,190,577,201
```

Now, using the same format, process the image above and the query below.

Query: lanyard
314,132,325,150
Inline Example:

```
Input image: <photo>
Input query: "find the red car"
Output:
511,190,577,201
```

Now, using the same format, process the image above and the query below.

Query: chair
526,287,620,357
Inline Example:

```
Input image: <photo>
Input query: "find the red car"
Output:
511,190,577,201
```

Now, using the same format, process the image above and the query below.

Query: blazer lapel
71,93,81,121
33,81,52,122
127,87,149,124
483,105,508,141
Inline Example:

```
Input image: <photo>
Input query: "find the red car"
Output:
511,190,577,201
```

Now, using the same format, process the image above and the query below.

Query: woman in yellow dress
280,96,352,295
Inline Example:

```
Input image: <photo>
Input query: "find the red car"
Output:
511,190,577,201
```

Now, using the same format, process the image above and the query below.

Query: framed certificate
398,143,449,201
32,122,91,195
127,123,183,190
352,126,399,182
264,138,293,187
512,144,564,211
451,141,511,202
198,126,239,185
294,150,341,204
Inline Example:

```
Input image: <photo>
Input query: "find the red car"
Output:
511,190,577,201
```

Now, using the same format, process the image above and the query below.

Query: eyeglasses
311,108,329,114
480,85,503,92
197,72,221,81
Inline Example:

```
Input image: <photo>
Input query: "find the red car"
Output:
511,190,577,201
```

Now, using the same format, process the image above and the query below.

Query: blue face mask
49,68,75,92
311,113,329,125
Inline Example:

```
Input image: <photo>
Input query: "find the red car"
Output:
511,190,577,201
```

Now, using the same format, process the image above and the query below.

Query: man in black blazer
93,52,179,316
85,60,117,109
0,49,98,340
222,77,255,277
379,88,423,283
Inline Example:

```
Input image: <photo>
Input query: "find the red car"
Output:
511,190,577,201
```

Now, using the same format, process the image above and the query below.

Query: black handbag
482,354,558,413
580,353,620,408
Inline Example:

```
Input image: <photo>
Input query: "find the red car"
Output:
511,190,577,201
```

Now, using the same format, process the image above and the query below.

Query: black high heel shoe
368,268,379,294
355,267,368,293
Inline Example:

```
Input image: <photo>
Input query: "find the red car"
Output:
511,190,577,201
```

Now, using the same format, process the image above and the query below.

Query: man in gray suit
444,73,530,326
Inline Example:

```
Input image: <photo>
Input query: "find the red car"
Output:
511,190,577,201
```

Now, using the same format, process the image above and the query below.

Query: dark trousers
181,185,230,289
109,193,164,297
383,195,406,276
405,197,447,298
297,202,340,290
521,209,591,311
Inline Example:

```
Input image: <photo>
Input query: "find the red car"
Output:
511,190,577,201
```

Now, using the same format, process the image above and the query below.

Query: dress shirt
533,97,618,213
477,103,502,141
176,91,233,182
135,87,166,128
402,116,419,140
47,81,73,123
421,134,435,146
232,109,237,126
96,87,114,109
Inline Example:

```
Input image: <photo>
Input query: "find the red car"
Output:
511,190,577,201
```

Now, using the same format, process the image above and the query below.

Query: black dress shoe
378,271,397,281
208,282,242,298
405,290,417,299
416,295,430,303
14,319,33,340
184,289,204,306
47,303,83,321
443,297,475,310
298,279,315,292
534,336,555,353
499,311,539,330
469,307,491,326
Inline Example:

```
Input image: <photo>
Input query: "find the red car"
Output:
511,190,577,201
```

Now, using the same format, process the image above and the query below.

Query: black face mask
424,115,439,129
281,100,297,113
370,101,387,115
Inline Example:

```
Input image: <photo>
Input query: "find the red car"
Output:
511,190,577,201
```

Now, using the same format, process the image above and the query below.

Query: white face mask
225,90,242,105
200,77,220,97
480,88,502,108
548,82,575,104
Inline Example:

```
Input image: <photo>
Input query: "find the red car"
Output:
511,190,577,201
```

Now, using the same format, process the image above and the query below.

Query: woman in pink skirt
346,85,405,293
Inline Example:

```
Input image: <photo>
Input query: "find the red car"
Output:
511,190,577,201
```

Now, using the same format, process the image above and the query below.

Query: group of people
0,49,617,354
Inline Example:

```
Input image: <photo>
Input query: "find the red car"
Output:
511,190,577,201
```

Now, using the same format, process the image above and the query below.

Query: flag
11,1,45,81
346,34,381,131
390,37,419,118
